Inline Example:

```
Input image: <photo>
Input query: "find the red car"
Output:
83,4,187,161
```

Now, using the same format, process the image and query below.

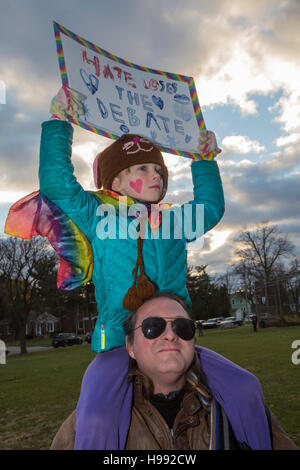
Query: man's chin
156,356,186,373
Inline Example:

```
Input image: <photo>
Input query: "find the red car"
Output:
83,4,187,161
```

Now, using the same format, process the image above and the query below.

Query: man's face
112,163,163,202
126,297,195,394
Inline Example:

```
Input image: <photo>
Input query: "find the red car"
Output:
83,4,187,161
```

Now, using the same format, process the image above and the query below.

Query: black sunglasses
134,316,195,341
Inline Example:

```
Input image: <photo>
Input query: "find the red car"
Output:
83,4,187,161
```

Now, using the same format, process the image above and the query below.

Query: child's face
112,163,164,202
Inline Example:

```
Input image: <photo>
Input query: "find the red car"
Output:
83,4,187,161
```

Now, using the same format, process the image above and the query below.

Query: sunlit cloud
222,135,266,154
275,133,300,147
209,229,232,251
2,61,55,112
199,229,233,255
194,4,300,135
0,191,27,204
73,141,101,166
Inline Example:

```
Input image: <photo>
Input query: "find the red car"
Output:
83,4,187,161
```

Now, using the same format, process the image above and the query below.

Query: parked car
220,317,238,329
202,318,219,329
52,333,83,348
85,332,92,344
214,317,225,324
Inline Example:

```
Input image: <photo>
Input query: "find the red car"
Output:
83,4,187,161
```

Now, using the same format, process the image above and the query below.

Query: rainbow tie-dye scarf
4,190,170,290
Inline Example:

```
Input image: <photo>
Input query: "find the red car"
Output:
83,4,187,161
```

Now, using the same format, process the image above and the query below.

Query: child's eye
139,166,147,171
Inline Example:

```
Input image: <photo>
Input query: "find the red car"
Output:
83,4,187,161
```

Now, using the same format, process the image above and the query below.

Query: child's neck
116,190,157,206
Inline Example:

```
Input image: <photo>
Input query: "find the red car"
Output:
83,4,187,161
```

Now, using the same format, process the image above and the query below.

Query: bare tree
234,222,295,315
214,268,238,296
0,236,57,353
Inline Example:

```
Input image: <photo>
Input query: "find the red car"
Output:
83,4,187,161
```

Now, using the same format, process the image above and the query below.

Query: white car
220,317,238,329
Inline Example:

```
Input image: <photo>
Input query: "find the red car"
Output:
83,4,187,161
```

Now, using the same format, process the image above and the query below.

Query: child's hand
198,130,222,159
50,86,87,121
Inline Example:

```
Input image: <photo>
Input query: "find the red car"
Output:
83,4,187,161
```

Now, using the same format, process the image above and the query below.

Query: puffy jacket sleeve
39,119,97,241
179,160,225,242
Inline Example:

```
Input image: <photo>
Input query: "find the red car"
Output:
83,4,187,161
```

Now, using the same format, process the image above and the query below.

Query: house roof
35,312,59,323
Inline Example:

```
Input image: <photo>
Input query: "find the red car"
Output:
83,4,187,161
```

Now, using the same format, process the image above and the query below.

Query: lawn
196,324,300,447
0,324,299,450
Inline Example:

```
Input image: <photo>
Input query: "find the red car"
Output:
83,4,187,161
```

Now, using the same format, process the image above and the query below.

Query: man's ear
125,336,135,360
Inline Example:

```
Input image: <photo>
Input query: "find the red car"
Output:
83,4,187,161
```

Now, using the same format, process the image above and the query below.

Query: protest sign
53,21,210,160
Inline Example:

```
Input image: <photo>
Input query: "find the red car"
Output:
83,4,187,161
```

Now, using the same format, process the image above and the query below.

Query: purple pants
75,347,132,450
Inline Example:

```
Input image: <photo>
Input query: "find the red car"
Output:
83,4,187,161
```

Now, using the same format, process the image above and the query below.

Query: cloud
222,135,266,155
275,133,300,147
270,91,300,133
0,0,299,276
0,107,41,195
193,1,300,133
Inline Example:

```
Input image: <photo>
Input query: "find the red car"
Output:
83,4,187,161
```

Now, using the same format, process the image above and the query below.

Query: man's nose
161,321,177,340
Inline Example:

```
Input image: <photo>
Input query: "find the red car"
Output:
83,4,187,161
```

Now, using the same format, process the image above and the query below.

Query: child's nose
152,171,161,180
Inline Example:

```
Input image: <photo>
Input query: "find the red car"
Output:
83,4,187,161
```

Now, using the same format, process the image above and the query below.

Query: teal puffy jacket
39,119,225,352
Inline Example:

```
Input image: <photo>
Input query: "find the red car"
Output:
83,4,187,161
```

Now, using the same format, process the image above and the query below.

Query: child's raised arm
188,129,224,239
167,130,224,243
39,87,98,241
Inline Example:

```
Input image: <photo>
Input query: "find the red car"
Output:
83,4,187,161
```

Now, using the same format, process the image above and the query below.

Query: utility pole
276,277,283,326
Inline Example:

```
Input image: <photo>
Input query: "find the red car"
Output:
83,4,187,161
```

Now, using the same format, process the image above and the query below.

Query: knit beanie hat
93,134,168,203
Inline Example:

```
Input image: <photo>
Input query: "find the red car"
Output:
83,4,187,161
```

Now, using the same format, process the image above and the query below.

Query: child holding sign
5,86,224,449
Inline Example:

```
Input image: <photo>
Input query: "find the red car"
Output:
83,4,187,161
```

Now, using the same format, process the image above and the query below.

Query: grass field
0,324,299,450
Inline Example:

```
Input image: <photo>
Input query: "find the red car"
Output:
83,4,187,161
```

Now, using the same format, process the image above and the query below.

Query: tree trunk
19,325,27,354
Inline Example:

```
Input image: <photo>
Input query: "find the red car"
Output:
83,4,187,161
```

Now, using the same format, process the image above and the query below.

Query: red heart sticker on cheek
129,179,143,194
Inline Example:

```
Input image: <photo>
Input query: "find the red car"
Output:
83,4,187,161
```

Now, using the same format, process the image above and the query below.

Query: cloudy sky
0,0,299,275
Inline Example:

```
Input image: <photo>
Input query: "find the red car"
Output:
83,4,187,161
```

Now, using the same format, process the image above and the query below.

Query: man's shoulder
195,345,261,395
50,410,76,450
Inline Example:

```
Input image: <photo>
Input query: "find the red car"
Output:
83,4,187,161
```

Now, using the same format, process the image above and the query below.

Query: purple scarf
75,346,271,450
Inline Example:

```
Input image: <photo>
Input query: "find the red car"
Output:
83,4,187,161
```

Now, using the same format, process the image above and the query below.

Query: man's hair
123,291,191,345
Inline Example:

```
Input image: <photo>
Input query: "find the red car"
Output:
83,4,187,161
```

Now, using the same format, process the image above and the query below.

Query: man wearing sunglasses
50,292,297,450
122,292,297,450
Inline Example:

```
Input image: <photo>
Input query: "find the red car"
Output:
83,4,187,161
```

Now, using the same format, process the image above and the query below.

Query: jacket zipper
101,324,105,350
170,428,175,446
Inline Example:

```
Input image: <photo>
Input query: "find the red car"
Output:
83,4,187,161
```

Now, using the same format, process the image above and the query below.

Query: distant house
26,312,60,337
0,312,61,342
78,315,98,334
28,310,98,337
230,292,254,318
0,319,14,342
0,307,98,342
